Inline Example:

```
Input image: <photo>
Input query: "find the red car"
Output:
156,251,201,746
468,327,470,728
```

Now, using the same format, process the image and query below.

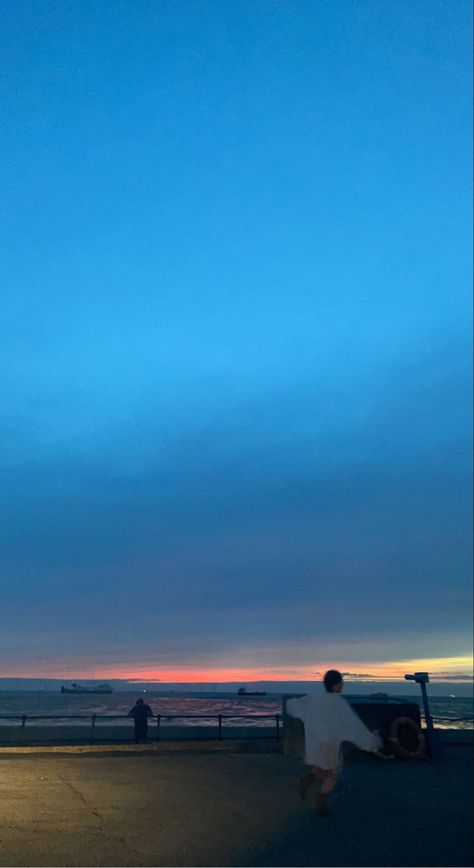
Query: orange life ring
389,716,426,760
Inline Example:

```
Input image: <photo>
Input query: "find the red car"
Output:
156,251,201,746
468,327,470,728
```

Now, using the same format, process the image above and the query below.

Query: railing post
91,714,96,743
218,714,222,741
275,714,280,741
156,715,161,741
21,714,26,732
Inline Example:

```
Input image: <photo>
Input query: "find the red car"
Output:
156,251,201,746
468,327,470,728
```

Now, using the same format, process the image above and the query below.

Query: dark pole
419,680,433,732
404,672,433,730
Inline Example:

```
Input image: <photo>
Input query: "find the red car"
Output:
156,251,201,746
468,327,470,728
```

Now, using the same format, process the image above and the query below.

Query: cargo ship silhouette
237,686,266,696
60,682,114,694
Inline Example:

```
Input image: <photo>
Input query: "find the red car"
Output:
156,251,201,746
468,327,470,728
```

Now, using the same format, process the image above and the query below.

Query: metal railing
0,713,281,742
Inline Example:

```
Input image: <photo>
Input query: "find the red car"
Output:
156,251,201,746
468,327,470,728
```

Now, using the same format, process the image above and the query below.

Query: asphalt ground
0,744,472,867
0,725,279,746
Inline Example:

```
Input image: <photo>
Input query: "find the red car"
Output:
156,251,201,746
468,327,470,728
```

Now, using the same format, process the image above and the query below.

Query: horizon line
1,675,473,684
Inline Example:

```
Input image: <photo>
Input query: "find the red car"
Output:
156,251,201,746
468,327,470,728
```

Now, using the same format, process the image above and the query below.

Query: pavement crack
57,774,105,826
57,774,88,806
118,835,142,863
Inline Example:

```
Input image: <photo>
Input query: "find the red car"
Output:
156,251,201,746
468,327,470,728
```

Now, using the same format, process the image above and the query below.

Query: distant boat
237,687,266,696
60,683,114,694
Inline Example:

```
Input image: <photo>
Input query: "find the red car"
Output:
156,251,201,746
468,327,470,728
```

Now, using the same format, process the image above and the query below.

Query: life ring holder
389,716,426,761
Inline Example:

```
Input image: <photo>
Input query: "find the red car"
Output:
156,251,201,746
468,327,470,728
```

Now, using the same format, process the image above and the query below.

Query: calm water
0,691,282,727
0,691,472,729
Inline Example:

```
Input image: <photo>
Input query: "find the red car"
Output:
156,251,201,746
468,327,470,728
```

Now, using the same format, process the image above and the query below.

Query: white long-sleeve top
286,692,382,770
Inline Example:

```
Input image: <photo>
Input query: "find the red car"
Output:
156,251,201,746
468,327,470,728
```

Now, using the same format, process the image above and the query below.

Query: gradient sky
1,0,472,682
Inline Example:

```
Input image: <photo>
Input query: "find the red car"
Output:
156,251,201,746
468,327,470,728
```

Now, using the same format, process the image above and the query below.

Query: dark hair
136,698,144,704
323,670,343,692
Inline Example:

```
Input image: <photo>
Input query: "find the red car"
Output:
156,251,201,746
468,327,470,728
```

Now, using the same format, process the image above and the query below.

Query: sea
0,690,472,730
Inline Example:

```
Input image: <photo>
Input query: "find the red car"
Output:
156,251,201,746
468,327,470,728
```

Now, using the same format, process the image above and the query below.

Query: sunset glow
3,656,472,683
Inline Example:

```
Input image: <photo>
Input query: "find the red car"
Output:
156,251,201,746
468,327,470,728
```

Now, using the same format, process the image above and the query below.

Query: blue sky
0,0,472,682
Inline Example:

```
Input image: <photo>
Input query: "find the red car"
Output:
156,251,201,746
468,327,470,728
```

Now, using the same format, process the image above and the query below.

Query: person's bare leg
314,791,330,816
298,771,316,799
314,770,337,816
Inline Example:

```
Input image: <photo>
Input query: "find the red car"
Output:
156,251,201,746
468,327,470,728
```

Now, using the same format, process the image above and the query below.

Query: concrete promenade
0,724,278,746
0,741,472,867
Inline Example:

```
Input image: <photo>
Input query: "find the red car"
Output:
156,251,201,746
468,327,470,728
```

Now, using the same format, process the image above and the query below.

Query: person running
129,697,153,743
286,670,382,816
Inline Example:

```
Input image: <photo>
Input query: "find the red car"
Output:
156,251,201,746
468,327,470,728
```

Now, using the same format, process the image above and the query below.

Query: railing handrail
0,712,280,721
1,711,472,722
0,714,96,722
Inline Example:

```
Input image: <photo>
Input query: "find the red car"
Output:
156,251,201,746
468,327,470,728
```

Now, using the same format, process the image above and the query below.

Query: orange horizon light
1,655,472,682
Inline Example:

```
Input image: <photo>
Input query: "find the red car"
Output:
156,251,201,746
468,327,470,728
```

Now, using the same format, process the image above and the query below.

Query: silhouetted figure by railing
129,698,153,743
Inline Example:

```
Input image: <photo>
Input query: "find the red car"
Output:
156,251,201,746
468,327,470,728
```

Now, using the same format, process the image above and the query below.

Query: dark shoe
315,793,331,817
298,772,315,800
